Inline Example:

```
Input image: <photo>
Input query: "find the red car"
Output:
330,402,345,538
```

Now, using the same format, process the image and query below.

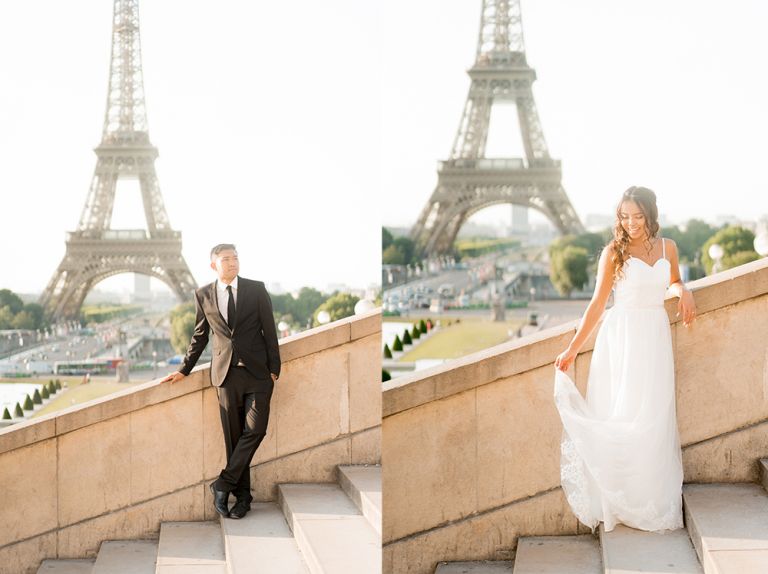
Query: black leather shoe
229,498,251,519
209,482,230,518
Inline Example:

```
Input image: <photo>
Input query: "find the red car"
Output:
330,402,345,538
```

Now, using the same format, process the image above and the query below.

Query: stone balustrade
0,309,381,574
382,258,768,574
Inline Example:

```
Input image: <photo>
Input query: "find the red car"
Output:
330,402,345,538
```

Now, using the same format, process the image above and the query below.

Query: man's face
211,249,239,282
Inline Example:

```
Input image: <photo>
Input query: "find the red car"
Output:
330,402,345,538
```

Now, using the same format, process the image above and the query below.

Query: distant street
0,311,180,382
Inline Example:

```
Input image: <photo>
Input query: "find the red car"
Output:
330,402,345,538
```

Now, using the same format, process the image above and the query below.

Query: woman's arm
555,245,615,371
666,238,696,327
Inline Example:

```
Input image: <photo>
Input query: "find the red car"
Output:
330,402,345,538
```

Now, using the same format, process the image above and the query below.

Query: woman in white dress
553,186,697,533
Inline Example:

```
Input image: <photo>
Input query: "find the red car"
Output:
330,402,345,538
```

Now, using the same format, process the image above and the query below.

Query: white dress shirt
216,276,238,325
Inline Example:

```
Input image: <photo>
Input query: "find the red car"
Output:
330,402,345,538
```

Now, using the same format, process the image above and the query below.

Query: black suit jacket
179,276,281,386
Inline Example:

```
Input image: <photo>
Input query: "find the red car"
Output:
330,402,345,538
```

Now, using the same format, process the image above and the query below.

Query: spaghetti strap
662,237,666,260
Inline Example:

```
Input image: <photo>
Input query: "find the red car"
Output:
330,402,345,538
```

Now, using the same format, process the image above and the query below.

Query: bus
53,358,123,375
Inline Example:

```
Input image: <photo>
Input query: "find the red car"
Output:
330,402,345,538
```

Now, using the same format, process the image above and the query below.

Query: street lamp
317,311,331,325
755,228,768,257
708,243,724,274
354,299,375,315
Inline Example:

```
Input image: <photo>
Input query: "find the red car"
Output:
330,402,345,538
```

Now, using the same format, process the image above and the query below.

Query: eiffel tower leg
451,94,493,159
516,94,551,164
531,185,585,236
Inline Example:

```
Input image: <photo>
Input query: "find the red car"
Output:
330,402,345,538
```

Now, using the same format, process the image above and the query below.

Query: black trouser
213,365,273,501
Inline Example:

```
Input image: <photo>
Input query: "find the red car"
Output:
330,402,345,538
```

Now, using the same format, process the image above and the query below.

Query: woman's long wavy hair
611,186,660,282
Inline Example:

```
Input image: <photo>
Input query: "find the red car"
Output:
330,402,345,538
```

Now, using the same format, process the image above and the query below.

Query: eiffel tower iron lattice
40,0,196,320
410,0,585,255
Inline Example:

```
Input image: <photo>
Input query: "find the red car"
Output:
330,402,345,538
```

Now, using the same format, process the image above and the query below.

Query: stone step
220,502,310,574
93,540,158,574
37,559,95,574
513,535,601,574
760,459,768,493
599,524,702,573
337,465,382,535
279,483,381,574
155,521,226,573
435,562,513,573
683,483,768,573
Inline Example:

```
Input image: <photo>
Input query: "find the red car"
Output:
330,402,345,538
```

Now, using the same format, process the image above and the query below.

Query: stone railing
382,259,768,574
0,309,381,574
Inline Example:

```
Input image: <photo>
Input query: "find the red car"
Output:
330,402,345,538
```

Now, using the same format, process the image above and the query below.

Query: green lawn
1,376,145,418
398,317,525,361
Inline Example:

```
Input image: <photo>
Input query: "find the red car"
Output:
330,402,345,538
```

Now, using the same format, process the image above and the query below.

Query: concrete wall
382,258,768,574
0,310,381,574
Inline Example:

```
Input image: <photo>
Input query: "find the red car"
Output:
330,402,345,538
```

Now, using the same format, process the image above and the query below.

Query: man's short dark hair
210,243,237,260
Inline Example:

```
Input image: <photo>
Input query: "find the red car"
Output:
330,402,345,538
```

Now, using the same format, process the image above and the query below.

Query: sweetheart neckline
628,256,669,269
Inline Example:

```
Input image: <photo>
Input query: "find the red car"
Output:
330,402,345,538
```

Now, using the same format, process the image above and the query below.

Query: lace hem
560,432,598,531
560,430,683,532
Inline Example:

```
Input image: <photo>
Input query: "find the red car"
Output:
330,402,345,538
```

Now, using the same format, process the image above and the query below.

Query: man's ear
210,260,217,272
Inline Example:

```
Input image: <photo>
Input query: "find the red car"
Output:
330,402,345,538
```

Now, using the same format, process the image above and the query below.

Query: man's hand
270,373,278,382
161,371,186,385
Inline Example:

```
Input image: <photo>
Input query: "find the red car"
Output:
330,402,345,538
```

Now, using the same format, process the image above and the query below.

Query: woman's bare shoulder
661,237,679,253
601,242,617,258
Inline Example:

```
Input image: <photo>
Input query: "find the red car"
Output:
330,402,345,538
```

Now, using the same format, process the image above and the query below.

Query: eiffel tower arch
40,0,196,320
411,0,585,256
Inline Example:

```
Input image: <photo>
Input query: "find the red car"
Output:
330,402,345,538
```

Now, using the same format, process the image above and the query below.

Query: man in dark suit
162,243,281,519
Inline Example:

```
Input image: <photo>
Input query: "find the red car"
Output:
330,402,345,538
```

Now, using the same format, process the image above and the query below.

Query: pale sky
381,0,768,230
0,1,381,296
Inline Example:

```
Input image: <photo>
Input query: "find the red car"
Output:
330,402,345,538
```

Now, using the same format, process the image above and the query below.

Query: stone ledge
384,414,768,546
0,310,382,455
384,258,768,417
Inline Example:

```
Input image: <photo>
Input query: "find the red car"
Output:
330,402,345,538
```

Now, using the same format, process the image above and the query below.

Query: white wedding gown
553,238,684,532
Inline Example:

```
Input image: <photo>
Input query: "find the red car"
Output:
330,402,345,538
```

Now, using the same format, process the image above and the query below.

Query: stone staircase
435,459,768,574
37,465,381,574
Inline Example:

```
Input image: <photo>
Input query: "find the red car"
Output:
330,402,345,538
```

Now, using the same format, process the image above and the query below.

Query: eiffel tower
40,0,196,320
411,0,584,255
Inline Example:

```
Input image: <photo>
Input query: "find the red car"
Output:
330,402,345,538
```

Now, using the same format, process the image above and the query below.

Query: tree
411,325,421,340
22,303,46,329
11,310,34,330
41,385,50,399
727,250,760,268
2,407,10,420
392,334,403,352
382,369,392,382
550,233,603,262
13,403,23,417
0,306,14,330
402,329,412,345
313,293,360,326
33,389,42,404
170,302,196,354
23,395,33,410
382,244,408,265
419,319,428,334
0,289,24,315
382,227,394,251
48,381,56,394
701,226,759,274
550,245,590,297
661,219,718,267
392,237,415,264
383,343,392,359
293,288,327,326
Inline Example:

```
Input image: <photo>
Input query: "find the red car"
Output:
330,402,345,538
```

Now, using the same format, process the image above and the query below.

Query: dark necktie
226,285,236,330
